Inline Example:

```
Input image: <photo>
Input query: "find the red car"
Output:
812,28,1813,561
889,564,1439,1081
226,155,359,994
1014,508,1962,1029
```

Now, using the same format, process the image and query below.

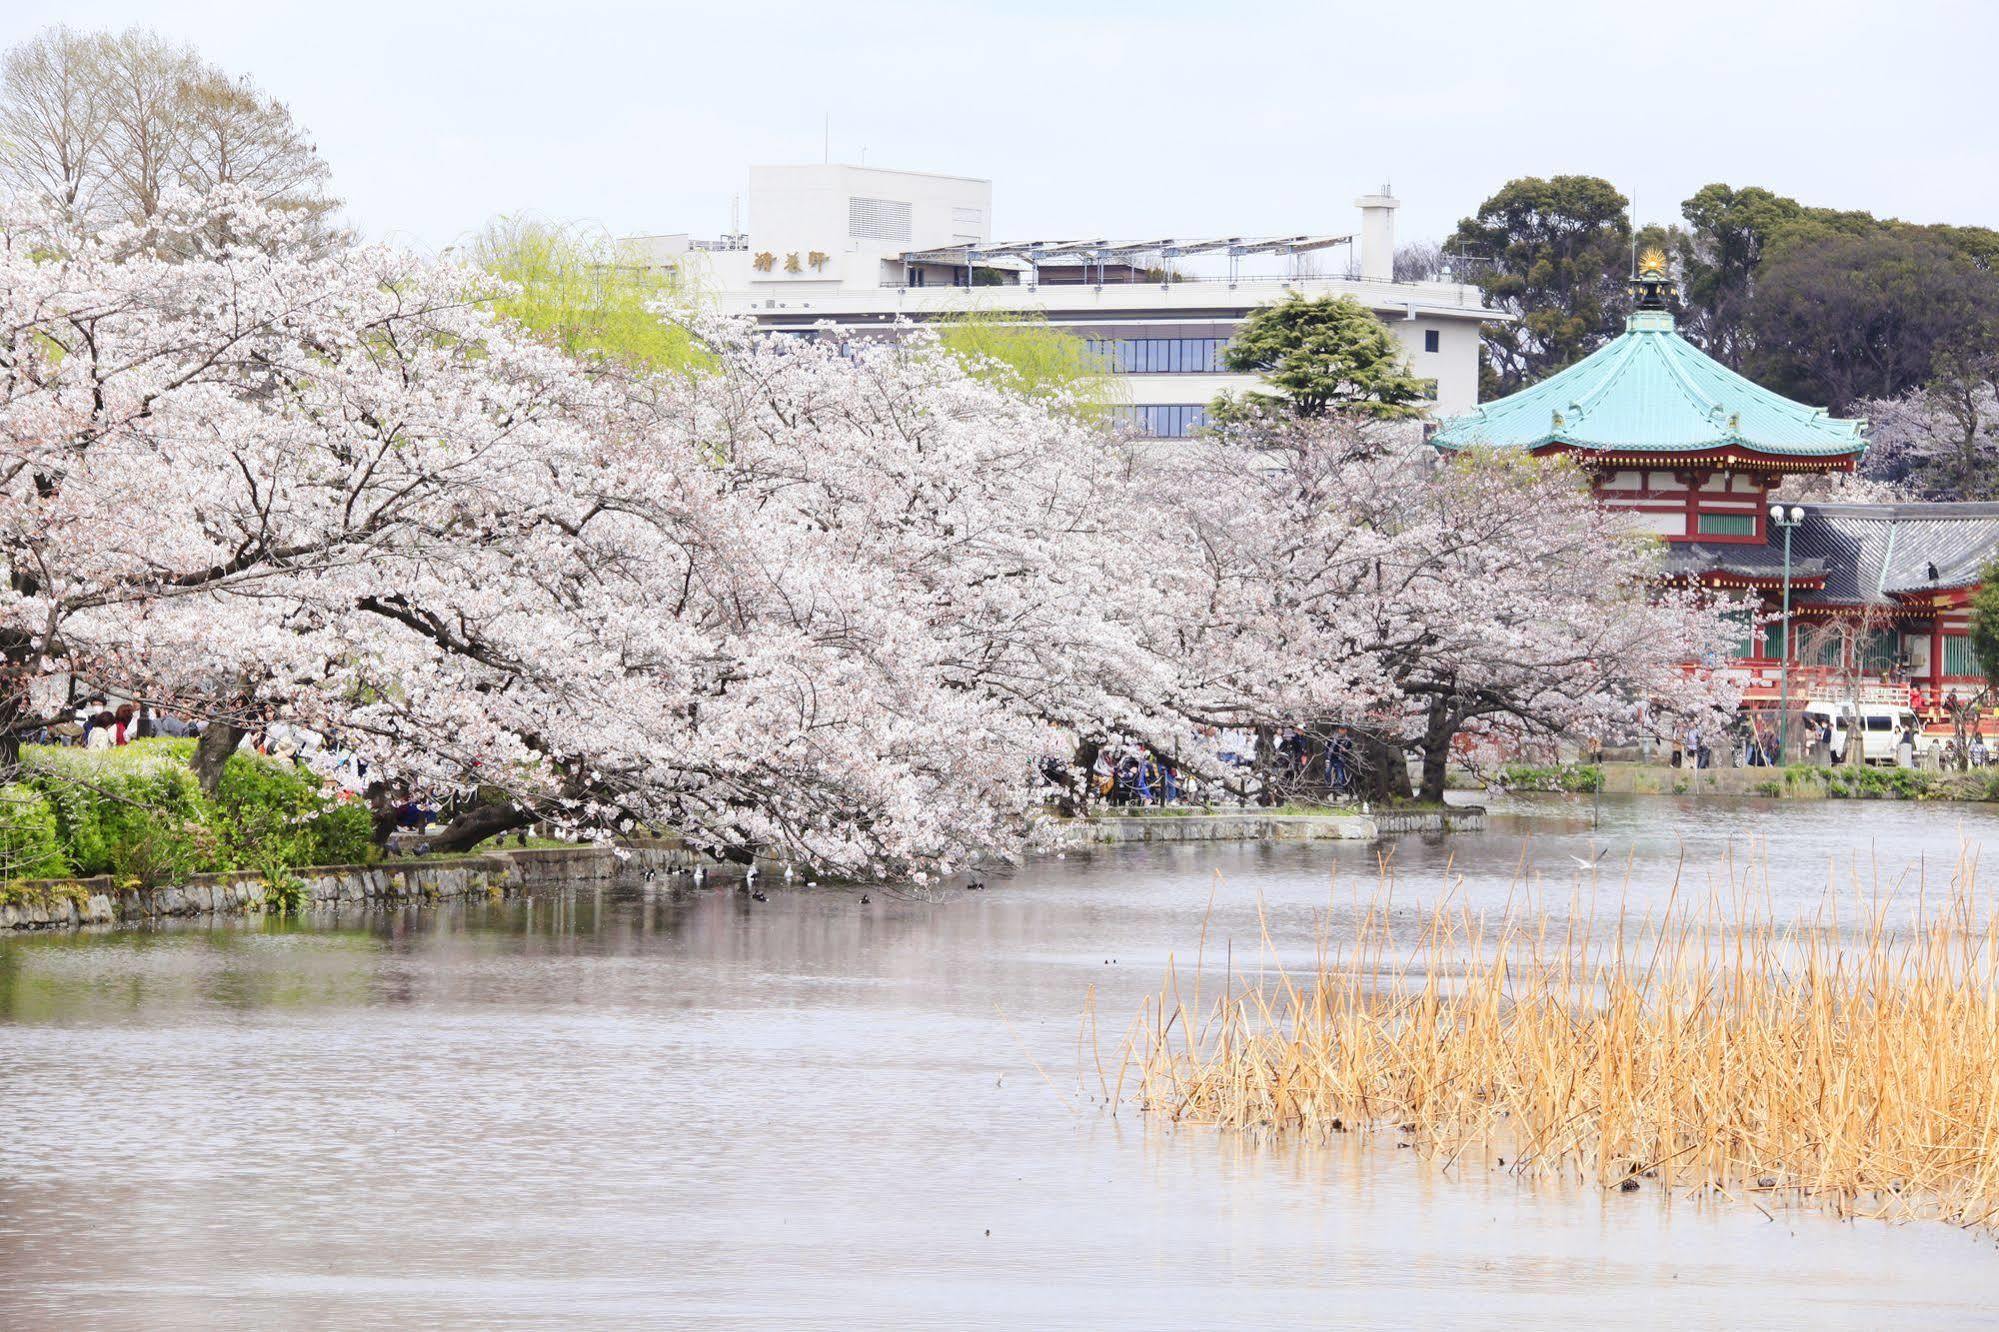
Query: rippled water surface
5,794,1999,1328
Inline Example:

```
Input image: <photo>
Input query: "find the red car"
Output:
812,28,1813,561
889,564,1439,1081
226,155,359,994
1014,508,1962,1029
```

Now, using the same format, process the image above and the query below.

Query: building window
1945,634,1983,677
1857,627,1901,673
1723,609,1756,660
1696,512,1757,537
952,206,983,225
1110,404,1210,438
1423,329,1440,353
848,197,913,243
1083,338,1226,374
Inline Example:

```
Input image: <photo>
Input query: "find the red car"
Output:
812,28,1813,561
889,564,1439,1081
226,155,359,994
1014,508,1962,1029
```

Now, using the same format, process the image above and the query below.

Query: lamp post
1769,503,1807,762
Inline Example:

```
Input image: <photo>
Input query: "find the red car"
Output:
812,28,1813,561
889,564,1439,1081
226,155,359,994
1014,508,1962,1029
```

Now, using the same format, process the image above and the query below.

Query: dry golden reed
1120,847,1999,1228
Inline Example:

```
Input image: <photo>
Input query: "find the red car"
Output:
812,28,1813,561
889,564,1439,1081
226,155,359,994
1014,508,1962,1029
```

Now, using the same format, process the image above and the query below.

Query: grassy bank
1492,762,1603,794
1125,866,1999,1232
1770,763,1999,801
0,739,370,897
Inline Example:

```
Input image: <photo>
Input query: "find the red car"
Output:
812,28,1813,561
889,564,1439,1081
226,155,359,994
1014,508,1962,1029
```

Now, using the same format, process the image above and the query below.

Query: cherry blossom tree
1858,357,1999,501
1145,420,1743,803
0,186,1740,879
0,189,1194,877
0,188,586,776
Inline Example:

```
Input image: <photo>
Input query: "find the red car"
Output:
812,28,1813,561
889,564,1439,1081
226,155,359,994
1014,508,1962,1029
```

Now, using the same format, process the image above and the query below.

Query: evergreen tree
1213,294,1429,420
1446,176,1632,394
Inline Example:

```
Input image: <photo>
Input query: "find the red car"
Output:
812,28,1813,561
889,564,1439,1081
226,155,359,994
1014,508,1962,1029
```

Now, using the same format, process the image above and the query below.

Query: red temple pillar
1930,616,1945,711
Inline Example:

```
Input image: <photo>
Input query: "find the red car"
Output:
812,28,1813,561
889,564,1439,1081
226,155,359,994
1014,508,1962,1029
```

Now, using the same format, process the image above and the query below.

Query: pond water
5,795,1999,1328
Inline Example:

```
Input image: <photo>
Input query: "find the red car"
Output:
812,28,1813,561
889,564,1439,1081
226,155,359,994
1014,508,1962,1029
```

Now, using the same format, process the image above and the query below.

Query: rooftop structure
1431,253,1867,547
1433,254,1866,474
1431,255,1999,721
624,164,1500,433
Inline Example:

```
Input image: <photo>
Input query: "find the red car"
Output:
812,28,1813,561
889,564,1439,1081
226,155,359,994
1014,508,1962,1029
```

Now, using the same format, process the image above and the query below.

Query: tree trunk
363,781,402,848
1351,727,1413,804
190,721,245,795
1417,699,1454,805
426,797,532,854
1067,736,1102,816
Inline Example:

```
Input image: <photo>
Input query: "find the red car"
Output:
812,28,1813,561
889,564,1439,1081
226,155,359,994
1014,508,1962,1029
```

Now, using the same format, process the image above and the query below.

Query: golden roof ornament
1631,246,1674,313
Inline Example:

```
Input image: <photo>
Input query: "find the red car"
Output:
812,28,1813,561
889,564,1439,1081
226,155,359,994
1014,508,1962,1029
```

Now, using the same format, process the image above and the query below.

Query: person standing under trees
1329,727,1355,794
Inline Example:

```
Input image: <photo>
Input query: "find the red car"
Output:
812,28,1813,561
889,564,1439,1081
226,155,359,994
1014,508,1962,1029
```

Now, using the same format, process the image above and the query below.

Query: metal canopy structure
900,233,1355,283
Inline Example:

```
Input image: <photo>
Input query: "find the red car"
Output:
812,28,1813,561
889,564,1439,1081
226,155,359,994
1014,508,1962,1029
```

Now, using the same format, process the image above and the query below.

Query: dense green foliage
933,310,1126,422
1447,176,1634,396
1969,558,1999,691
1672,184,1812,369
0,782,71,880
9,739,372,886
1448,175,1999,421
1747,224,1999,413
1214,294,1429,420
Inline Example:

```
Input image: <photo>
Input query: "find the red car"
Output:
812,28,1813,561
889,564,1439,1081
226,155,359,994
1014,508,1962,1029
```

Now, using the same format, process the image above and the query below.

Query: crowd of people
28,696,374,796
1040,724,1370,811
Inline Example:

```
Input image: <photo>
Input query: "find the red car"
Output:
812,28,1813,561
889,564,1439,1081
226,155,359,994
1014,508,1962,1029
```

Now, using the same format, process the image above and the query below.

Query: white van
1801,700,1919,765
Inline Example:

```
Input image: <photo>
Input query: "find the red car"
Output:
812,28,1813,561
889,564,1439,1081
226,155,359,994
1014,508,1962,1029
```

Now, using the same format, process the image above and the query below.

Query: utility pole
1769,503,1807,762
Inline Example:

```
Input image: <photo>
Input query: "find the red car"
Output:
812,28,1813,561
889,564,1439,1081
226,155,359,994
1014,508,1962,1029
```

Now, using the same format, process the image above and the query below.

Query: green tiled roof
1431,311,1867,459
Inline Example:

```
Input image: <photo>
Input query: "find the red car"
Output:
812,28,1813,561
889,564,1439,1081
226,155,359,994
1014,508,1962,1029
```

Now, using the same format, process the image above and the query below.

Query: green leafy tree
1447,176,1632,394
1971,560,1999,693
1213,293,1429,420
467,214,707,373
933,310,1126,422
1674,184,1806,367
1748,222,1999,412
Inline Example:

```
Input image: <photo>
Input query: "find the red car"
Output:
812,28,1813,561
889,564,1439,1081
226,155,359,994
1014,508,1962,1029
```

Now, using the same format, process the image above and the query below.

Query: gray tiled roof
1661,542,1828,582
1781,502,1999,605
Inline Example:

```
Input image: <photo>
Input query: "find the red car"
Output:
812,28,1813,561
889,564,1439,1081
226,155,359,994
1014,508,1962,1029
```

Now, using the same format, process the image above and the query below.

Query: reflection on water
3,795,1999,1328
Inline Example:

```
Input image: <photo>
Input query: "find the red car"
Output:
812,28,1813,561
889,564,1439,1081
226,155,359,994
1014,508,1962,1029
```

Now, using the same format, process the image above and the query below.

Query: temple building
1430,252,1999,723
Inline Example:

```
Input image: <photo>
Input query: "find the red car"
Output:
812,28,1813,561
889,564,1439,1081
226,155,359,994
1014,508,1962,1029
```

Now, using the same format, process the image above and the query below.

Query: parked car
1801,700,1921,766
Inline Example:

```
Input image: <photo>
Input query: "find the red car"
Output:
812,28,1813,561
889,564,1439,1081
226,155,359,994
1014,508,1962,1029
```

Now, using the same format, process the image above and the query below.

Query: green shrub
25,741,224,881
1495,762,1603,794
262,867,306,916
212,753,326,871
14,738,375,886
306,800,375,866
0,783,71,880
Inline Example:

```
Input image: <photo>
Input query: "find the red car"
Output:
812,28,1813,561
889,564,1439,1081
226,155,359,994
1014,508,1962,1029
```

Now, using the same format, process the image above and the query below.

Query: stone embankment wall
1050,806,1484,846
1371,805,1486,834
0,841,705,933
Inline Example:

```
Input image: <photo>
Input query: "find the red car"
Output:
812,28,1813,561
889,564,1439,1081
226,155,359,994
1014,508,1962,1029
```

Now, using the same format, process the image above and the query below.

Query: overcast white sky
7,0,1994,252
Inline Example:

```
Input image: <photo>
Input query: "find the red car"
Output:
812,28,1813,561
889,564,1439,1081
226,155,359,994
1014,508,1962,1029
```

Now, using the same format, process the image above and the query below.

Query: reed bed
1121,848,1999,1229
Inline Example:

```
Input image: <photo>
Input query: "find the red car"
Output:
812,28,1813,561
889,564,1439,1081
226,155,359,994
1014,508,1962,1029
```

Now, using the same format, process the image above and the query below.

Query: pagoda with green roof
1431,252,1866,554
1429,261,1999,726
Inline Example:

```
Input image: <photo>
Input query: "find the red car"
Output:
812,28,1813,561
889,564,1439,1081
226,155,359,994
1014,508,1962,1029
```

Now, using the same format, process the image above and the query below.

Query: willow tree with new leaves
934,309,1126,423
467,214,708,372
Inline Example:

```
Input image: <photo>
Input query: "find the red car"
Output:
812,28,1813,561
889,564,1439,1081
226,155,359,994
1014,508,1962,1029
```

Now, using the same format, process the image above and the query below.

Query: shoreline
0,840,710,933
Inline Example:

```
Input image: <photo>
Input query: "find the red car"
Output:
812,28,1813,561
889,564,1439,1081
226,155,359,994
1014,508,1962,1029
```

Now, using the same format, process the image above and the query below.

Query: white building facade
625,165,1497,434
